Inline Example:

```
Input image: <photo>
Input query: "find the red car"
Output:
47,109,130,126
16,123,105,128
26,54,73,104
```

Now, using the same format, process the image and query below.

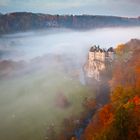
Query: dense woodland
0,12,140,34
82,39,140,140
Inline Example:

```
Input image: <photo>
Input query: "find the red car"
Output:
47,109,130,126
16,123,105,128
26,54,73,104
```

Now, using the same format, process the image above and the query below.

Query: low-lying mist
0,27,140,140
1,27,140,61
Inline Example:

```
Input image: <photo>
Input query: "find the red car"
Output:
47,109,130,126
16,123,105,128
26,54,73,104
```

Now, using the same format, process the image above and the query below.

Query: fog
1,27,140,61
0,27,140,140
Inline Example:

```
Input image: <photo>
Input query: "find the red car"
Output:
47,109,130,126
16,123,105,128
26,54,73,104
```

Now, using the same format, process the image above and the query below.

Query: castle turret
107,47,115,61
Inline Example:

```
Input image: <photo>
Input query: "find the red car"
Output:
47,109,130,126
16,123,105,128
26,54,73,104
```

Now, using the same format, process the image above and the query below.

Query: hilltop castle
84,45,115,81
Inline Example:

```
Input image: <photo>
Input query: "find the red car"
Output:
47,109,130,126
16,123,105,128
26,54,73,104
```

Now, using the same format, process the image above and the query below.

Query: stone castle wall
84,46,115,81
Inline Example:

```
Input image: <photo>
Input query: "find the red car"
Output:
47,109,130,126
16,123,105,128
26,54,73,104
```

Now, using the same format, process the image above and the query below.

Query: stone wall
84,46,115,81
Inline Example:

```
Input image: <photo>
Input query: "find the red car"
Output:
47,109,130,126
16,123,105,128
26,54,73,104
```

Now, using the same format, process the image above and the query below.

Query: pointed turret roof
107,47,114,52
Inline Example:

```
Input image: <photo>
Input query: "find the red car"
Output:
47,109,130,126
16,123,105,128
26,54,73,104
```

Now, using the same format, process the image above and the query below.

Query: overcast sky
0,0,140,17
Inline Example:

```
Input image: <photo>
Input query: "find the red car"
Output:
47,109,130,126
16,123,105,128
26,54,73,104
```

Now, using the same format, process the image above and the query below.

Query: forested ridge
55,39,140,140
0,12,140,34
82,39,140,140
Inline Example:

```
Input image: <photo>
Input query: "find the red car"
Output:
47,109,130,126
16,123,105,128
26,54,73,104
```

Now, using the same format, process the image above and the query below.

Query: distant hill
0,12,140,34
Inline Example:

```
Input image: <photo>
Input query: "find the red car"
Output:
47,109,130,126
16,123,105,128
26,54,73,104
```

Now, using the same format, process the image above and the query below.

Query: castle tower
107,47,115,61
84,45,115,81
89,51,95,61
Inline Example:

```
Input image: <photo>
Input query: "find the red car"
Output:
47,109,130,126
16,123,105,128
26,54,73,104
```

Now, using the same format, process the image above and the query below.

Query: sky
0,0,140,17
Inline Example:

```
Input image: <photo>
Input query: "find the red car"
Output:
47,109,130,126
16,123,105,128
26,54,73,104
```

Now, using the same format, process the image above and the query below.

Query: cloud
0,0,139,16
11,0,92,10
1,0,104,11
128,0,140,3
0,0,10,6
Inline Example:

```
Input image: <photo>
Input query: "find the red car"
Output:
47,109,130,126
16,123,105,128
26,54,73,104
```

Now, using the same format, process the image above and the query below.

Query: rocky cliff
0,12,140,34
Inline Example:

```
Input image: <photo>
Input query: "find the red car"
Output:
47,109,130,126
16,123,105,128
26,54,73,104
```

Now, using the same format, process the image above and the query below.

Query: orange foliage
111,44,140,91
126,96,140,139
123,95,140,109
84,40,140,140
84,115,100,140
135,61,140,88
131,96,140,105
84,98,96,110
98,104,114,127
71,136,77,140
84,104,114,140
115,44,125,54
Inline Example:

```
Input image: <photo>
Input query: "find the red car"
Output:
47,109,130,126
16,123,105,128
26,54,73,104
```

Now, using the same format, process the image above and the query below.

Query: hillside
82,39,140,140
0,12,140,34
54,39,140,140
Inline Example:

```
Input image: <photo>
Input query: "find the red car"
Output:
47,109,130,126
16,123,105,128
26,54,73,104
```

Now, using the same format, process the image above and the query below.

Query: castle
84,45,115,81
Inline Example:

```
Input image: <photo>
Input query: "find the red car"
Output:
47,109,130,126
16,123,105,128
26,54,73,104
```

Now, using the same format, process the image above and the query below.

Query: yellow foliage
115,44,125,54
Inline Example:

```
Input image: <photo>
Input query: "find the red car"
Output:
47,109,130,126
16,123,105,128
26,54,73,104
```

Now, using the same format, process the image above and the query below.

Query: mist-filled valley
0,27,140,140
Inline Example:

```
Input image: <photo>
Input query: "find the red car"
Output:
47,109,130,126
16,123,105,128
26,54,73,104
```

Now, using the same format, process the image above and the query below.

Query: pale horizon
0,0,140,17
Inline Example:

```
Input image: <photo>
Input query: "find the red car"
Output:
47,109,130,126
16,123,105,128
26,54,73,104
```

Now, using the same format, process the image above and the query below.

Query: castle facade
84,45,115,81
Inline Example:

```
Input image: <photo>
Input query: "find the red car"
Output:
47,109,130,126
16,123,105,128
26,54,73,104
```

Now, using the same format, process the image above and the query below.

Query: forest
82,39,140,140
0,12,140,34
55,39,140,140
